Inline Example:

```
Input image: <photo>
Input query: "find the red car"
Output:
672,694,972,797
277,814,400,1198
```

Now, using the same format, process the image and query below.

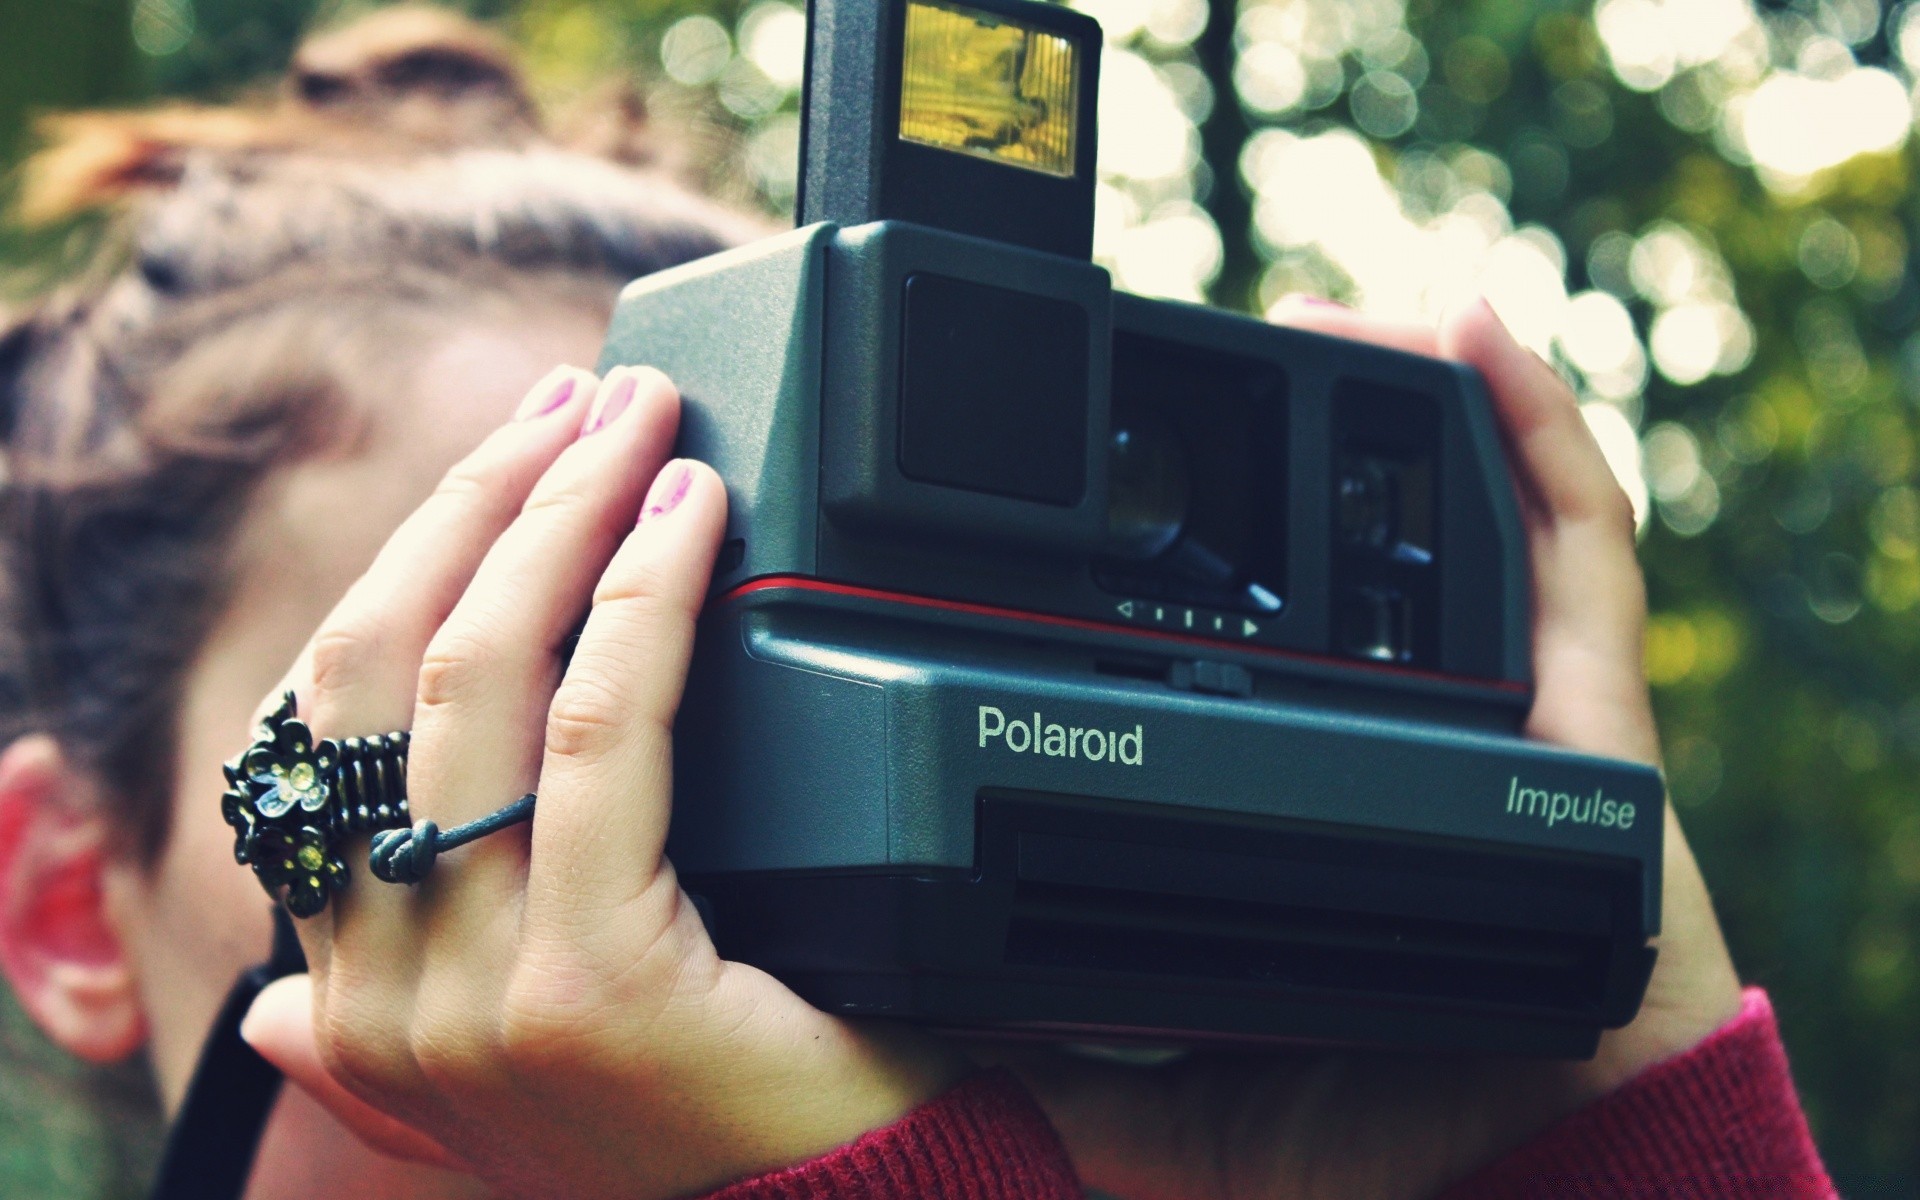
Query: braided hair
0,5,762,859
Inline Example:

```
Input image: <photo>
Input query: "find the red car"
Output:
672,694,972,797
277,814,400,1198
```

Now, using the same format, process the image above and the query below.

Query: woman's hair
0,5,764,859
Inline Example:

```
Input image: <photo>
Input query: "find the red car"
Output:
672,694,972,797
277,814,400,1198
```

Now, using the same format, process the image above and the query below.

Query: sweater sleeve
1438,988,1835,1200
696,1069,1083,1200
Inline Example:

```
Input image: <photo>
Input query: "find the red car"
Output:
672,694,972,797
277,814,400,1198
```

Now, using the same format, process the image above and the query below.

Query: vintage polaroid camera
598,0,1663,1056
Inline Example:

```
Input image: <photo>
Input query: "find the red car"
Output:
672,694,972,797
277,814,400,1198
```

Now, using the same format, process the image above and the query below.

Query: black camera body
599,0,1662,1055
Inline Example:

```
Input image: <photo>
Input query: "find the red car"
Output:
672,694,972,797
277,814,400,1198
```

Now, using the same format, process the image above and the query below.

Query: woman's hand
239,365,962,1199
986,298,1744,1200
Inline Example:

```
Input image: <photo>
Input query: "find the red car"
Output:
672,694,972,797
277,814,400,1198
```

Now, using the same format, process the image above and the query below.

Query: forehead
180,300,610,851
237,302,608,590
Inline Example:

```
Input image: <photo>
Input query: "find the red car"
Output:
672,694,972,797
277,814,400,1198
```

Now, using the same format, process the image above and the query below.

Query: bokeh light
1736,67,1909,186
738,1,806,91
2,0,1919,1189
660,15,731,87
1078,0,1221,302
131,0,195,57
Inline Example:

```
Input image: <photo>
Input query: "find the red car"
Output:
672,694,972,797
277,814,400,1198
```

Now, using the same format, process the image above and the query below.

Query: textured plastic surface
674,588,1661,915
600,225,830,590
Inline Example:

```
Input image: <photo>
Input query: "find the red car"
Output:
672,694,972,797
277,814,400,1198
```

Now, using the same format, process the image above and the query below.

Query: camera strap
148,905,307,1200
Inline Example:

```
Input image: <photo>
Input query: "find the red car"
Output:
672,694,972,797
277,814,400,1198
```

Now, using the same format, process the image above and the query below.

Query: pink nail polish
639,460,694,524
515,376,576,421
583,374,640,436
1300,295,1349,309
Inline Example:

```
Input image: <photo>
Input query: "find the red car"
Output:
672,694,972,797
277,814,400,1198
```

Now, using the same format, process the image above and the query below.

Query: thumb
241,974,468,1171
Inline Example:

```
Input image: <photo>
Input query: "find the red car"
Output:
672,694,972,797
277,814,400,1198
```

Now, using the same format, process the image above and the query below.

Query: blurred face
103,300,609,1199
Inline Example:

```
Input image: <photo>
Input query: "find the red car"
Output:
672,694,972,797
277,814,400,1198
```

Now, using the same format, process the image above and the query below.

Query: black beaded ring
220,692,412,918
222,693,542,915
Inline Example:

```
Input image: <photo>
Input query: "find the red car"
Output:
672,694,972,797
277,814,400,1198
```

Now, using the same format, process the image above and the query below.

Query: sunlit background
3,0,1920,1194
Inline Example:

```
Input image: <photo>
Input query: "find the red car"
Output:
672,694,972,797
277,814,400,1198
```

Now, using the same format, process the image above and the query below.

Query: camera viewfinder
898,272,1091,505
1331,381,1442,666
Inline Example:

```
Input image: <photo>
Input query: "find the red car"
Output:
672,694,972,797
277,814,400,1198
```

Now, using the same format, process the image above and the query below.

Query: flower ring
220,693,412,917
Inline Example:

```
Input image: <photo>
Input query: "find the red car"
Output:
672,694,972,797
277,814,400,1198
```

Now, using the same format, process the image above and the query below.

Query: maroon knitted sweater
702,989,1833,1200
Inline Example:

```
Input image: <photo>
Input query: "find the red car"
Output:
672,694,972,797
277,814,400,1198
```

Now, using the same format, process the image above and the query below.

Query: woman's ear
0,735,148,1063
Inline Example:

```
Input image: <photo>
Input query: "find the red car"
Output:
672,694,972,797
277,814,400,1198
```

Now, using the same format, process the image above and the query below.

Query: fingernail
583,373,639,436
514,375,576,421
639,460,694,524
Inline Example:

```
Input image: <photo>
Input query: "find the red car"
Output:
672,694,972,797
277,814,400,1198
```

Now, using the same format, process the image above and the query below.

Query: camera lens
1105,413,1189,561
1094,334,1288,618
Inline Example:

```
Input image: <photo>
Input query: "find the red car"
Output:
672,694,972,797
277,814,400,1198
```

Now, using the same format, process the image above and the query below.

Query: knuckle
495,945,682,1080
1573,476,1637,536
544,674,629,762
428,460,496,509
308,617,387,703
496,991,558,1067
497,958,599,1076
415,629,501,714
317,988,406,1099
405,1004,487,1094
518,477,595,524
593,556,686,615
1607,487,1637,533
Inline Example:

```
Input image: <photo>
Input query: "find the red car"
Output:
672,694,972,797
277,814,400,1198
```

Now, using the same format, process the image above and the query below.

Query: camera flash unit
897,0,1081,178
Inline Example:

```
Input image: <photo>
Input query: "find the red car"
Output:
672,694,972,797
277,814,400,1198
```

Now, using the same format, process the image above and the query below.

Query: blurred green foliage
1,0,1917,1195
0,987,160,1200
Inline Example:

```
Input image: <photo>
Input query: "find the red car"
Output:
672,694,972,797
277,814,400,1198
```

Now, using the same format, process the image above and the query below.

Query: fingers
401,367,682,1063
1437,299,1633,529
409,368,680,830
255,358,959,1194
289,365,596,1121
1414,310,1742,1071
1435,301,1656,764
525,458,728,942
1271,293,1631,532
296,366,599,743
256,363,598,959
405,367,679,886
242,976,468,1171
1275,296,1655,763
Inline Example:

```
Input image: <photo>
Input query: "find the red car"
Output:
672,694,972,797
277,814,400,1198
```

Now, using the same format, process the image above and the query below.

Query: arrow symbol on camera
1117,601,1136,619
1242,618,1259,637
